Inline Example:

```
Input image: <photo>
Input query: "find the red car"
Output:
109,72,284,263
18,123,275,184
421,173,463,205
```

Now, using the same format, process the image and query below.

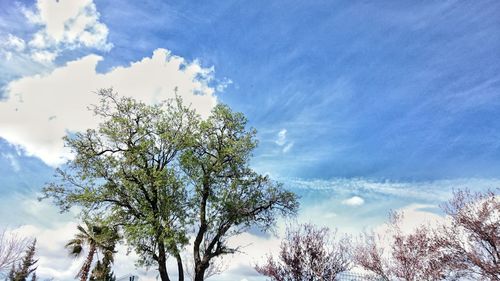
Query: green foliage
8,240,37,281
42,89,298,281
43,89,195,268
183,104,299,280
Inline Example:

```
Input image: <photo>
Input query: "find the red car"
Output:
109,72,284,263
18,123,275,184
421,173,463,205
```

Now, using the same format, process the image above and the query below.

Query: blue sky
1,1,500,280
100,0,500,180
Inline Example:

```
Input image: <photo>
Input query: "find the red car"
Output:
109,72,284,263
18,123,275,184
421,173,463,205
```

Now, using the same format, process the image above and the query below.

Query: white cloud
282,142,294,153
4,34,26,52
275,129,294,153
0,48,217,166
0,41,52,80
216,77,233,92
4,51,12,61
275,129,287,146
0,0,110,77
30,50,58,63
342,196,365,206
391,204,444,233
24,0,112,52
224,232,282,280
284,177,500,202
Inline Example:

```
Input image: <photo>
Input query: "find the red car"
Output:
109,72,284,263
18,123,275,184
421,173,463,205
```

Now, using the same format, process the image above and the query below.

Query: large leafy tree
44,89,195,281
66,221,119,281
43,89,298,281
181,104,299,281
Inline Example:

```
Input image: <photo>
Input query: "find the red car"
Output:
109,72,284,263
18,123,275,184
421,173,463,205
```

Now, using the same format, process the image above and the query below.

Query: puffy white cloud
342,196,365,206
30,50,58,63
24,0,112,53
0,48,218,166
1,0,110,78
0,40,52,80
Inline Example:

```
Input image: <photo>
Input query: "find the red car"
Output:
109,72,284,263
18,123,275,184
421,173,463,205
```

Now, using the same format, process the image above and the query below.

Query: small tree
439,189,500,280
256,223,351,281
0,230,28,275
9,239,37,281
354,213,450,281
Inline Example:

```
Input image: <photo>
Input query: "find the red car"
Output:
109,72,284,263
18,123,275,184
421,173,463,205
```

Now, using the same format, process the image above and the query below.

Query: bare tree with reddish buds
439,189,500,281
255,223,351,281
355,189,500,281
354,212,452,281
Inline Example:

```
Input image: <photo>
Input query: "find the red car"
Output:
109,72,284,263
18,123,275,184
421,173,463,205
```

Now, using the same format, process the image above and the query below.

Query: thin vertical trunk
193,179,210,281
80,244,96,281
158,242,171,281
174,252,184,281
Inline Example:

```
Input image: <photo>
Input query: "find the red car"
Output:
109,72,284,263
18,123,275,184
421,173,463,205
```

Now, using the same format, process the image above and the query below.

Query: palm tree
89,259,115,281
66,221,120,281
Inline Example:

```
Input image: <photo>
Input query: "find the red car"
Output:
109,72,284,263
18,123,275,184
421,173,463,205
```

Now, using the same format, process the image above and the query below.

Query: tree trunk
80,244,96,281
158,242,171,281
193,181,209,281
174,252,184,281
193,262,208,281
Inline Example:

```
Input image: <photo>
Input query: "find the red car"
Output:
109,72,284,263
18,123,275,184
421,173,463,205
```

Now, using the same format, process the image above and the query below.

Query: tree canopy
43,89,298,281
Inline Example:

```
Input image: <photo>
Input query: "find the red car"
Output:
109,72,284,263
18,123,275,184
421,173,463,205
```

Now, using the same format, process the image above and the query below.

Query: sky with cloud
1,0,500,280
